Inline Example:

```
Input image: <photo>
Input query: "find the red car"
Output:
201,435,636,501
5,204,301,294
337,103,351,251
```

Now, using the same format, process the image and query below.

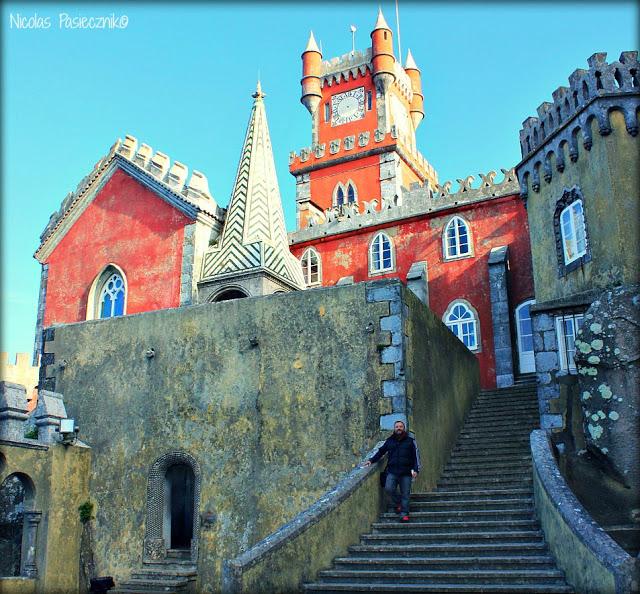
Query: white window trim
560,200,587,265
369,232,395,275
86,263,128,320
443,299,481,352
442,215,473,261
301,247,322,287
555,313,585,372
332,181,358,207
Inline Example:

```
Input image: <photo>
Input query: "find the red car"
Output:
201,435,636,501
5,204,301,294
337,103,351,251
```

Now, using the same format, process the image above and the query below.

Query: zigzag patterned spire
202,82,305,289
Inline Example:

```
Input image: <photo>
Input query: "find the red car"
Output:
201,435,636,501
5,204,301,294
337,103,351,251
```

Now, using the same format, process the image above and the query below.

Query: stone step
373,519,539,532
466,406,538,417
361,531,544,545
121,577,189,589
332,555,560,571
459,422,537,433
416,488,533,500
446,454,532,465
347,542,550,557
451,446,531,457
380,509,534,521
315,568,567,584
436,480,533,491
439,471,532,481
404,499,534,511
303,583,573,593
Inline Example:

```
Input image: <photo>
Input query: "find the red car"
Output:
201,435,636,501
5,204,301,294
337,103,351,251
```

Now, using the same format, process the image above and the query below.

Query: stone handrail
221,441,385,594
530,429,639,594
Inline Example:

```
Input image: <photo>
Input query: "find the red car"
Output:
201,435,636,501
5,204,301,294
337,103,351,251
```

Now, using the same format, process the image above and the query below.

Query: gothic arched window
336,186,345,207
347,183,356,204
369,232,394,274
443,216,472,259
444,300,480,351
301,248,321,286
99,272,125,318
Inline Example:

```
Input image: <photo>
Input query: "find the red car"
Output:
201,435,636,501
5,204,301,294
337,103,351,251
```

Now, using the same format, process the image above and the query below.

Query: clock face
331,87,365,126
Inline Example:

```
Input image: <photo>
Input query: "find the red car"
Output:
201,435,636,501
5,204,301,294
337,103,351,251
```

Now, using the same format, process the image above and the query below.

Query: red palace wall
291,194,534,389
43,168,190,326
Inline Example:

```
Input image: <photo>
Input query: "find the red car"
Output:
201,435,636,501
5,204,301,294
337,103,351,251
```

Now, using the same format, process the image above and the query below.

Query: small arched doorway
0,473,37,577
516,299,536,374
213,289,248,302
164,464,195,550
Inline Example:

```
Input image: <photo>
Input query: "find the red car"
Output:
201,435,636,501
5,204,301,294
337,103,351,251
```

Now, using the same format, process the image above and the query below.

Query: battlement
290,167,518,244
289,125,436,183
321,48,372,86
38,134,222,247
0,352,39,412
519,51,639,159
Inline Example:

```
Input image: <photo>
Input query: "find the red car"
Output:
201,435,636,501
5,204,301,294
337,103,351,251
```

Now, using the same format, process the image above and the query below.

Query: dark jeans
384,472,412,514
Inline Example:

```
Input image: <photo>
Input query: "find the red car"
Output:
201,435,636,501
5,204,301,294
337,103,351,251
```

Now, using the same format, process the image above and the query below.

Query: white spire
201,85,305,290
405,48,419,70
304,30,321,54
373,7,391,31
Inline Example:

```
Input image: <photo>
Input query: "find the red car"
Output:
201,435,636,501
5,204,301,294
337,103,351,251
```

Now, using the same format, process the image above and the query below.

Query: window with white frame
555,313,584,371
560,200,587,264
369,232,394,274
99,272,125,318
443,216,471,259
301,248,321,286
444,301,479,351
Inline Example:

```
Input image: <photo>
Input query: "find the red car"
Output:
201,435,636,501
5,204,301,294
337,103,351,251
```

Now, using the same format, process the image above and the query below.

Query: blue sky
1,1,637,357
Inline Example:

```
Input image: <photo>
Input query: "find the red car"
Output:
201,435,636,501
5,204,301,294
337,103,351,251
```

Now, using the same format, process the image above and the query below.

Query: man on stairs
363,420,420,522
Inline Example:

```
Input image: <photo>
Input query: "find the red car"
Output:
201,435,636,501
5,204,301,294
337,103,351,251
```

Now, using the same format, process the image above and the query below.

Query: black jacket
369,432,420,477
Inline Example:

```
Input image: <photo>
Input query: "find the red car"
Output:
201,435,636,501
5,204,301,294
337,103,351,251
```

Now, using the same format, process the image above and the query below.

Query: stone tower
198,82,306,301
291,9,438,231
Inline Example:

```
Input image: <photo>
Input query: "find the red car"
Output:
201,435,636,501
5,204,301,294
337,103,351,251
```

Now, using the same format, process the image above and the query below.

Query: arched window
444,300,480,351
336,185,345,207
209,286,250,302
369,232,394,274
301,248,321,286
99,272,125,318
560,200,587,264
347,183,356,203
443,216,472,259
0,473,36,577
86,264,127,320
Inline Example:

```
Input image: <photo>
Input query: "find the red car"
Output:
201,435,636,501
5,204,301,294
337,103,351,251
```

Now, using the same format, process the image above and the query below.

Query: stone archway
143,452,201,563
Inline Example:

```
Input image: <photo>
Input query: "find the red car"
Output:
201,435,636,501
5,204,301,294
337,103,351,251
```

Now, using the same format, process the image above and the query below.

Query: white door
516,300,536,373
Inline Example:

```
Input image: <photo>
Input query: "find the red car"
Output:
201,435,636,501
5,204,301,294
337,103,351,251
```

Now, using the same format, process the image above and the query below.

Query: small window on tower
366,91,372,111
336,186,345,206
347,183,356,203
324,102,330,123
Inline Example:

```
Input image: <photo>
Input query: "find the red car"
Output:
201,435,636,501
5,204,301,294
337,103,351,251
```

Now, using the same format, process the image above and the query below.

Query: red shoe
401,515,410,522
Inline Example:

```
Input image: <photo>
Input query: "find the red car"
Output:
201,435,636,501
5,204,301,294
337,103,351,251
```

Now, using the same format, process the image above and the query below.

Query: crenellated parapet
290,167,518,244
517,51,639,199
289,125,436,184
38,134,224,250
321,49,373,87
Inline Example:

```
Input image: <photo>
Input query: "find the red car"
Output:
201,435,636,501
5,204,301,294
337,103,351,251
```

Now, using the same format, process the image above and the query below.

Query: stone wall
42,283,395,591
0,440,91,594
41,280,480,592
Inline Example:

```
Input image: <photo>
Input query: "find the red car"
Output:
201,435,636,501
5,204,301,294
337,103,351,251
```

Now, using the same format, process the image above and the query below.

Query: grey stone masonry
34,389,68,443
180,223,196,306
517,52,639,199
33,263,48,365
531,312,563,430
0,381,29,441
366,281,408,430
488,247,514,388
406,261,428,305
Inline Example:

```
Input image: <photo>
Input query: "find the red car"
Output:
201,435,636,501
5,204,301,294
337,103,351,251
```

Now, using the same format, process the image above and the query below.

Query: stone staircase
303,380,576,593
113,552,196,594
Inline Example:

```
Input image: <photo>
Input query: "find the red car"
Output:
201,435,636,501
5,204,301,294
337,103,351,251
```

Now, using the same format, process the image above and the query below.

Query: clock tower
290,9,438,230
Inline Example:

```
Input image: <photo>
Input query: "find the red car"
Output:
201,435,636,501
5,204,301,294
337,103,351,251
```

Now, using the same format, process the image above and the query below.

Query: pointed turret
404,49,425,130
200,83,306,296
301,30,323,116
370,8,396,95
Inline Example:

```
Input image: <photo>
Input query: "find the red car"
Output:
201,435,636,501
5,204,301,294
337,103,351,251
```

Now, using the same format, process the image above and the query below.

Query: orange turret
404,49,424,130
301,31,322,115
370,8,396,95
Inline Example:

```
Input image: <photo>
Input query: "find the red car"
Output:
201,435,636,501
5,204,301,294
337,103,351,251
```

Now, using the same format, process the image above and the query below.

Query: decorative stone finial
252,80,266,100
